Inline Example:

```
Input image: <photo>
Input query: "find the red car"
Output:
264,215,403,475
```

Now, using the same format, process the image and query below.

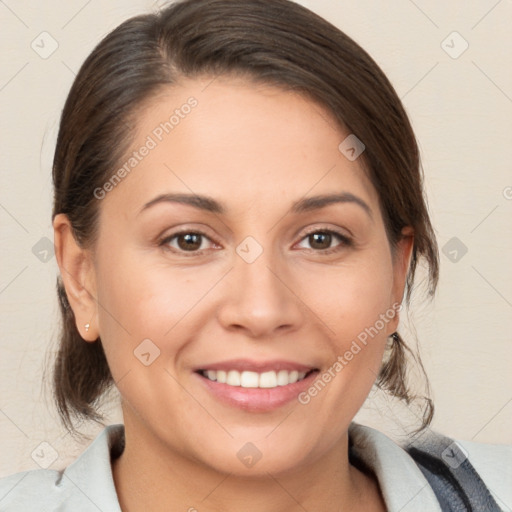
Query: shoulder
406,426,511,510
348,422,512,512
455,437,512,510
0,424,125,512
0,468,63,511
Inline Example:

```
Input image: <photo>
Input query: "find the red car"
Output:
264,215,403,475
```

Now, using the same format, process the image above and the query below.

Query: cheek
92,249,209,416
93,246,223,361
298,245,396,397
288,251,398,453
304,253,396,346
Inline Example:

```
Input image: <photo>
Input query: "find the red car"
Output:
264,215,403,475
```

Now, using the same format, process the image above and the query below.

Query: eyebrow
140,192,372,218
141,193,223,214
291,192,372,218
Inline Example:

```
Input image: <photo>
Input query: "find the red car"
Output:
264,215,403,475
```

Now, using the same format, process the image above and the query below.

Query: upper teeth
202,369,308,388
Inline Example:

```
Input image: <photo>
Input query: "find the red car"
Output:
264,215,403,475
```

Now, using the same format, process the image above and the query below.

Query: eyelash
298,227,353,254
159,227,352,257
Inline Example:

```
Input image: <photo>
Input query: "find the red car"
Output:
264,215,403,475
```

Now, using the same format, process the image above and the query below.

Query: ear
53,213,98,342
386,226,414,334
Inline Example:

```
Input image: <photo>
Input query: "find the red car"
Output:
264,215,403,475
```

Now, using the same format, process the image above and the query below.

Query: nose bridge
216,235,303,337
238,240,280,297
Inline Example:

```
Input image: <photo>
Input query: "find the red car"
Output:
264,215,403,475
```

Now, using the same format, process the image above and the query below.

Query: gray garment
405,428,503,511
0,423,510,511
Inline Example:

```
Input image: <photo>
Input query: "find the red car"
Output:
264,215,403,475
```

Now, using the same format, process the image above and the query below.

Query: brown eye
308,232,332,250
176,233,203,251
296,229,352,253
161,231,216,254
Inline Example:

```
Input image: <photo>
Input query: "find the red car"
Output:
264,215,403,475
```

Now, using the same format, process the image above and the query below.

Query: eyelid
159,224,353,256
294,225,353,252
299,224,353,240
299,226,353,241
159,227,220,255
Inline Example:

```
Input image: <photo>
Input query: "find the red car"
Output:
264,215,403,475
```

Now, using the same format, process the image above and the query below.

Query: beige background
1,0,511,477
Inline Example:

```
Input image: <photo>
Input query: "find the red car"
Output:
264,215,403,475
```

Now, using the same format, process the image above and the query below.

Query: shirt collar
349,422,442,512
62,423,124,512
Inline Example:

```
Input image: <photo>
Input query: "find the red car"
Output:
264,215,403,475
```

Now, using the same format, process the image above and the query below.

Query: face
60,76,412,476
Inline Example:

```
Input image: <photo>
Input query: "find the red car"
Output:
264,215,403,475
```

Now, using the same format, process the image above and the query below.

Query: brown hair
51,0,439,434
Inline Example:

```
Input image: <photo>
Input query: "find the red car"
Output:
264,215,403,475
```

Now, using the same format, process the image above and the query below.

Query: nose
216,246,304,339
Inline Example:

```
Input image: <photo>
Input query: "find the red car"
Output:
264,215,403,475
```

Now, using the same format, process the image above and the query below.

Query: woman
0,0,509,510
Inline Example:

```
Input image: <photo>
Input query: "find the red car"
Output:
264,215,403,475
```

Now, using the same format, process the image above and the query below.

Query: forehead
103,76,379,217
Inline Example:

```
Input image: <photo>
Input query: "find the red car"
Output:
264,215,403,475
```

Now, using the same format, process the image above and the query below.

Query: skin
54,76,413,512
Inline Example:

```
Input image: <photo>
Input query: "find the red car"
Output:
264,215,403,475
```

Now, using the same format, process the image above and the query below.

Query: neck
112,414,385,512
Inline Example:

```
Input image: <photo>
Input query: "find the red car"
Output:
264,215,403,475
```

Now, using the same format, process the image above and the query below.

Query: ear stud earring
84,313,94,333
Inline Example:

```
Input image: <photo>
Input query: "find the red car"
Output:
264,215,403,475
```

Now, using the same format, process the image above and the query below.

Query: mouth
196,368,316,388
193,360,320,412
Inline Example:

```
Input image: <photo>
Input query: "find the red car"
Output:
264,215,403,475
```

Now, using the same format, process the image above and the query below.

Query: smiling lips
200,369,311,389
195,360,320,411
196,359,318,391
